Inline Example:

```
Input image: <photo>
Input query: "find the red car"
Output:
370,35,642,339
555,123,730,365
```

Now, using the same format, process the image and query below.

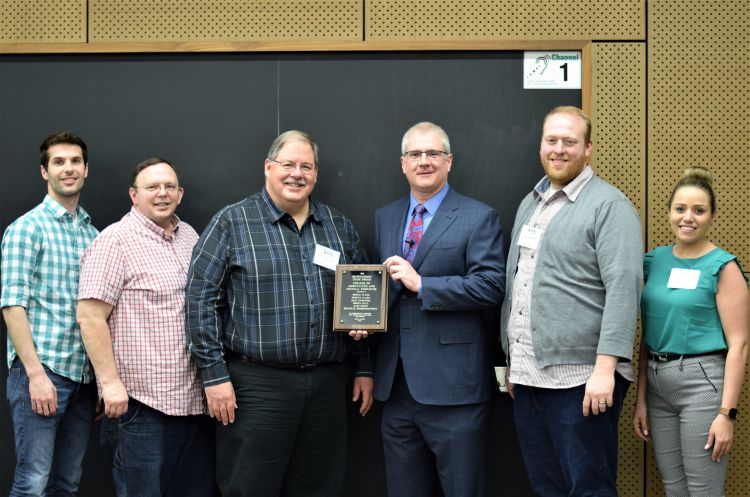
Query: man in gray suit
362,121,505,497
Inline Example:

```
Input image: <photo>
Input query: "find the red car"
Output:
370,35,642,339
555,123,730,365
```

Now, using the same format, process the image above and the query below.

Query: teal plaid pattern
1,195,98,382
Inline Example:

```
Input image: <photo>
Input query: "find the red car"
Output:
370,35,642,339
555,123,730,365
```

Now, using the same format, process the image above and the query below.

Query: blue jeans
101,397,215,497
6,358,96,497
512,373,629,497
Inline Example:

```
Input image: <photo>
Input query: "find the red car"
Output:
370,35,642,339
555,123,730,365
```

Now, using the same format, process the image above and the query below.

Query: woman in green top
633,167,748,496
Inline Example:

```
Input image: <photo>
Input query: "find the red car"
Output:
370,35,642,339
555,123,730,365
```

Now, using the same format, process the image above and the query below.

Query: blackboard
0,51,581,496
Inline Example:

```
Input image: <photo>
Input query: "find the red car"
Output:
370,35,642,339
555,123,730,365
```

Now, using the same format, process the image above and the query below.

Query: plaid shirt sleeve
78,230,126,305
186,211,232,386
1,219,40,308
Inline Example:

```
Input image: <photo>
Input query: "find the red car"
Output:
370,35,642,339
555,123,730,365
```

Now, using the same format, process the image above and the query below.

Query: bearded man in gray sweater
500,106,642,497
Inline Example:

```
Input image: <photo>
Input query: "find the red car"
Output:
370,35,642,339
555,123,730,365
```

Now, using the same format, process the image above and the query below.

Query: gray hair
401,122,451,155
267,130,319,165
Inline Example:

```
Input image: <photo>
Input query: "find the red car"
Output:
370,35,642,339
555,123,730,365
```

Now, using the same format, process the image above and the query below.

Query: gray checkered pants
647,354,728,497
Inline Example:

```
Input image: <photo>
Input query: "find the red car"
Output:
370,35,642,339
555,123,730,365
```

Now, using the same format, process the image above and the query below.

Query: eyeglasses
132,184,180,193
270,159,316,173
403,150,449,162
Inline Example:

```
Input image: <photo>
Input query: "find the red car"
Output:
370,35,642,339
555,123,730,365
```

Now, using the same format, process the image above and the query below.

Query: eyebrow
50,155,83,160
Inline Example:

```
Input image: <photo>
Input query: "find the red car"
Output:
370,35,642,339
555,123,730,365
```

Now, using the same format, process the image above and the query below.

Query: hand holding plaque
333,264,388,332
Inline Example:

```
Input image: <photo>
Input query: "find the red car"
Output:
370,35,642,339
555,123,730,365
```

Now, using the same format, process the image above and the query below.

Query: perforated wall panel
648,1,749,496
366,0,644,40
592,42,646,216
89,0,362,42
591,41,647,497
0,0,86,43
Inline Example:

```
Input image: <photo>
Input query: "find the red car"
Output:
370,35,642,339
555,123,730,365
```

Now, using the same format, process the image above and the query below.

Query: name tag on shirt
517,224,543,250
667,268,700,289
313,244,341,271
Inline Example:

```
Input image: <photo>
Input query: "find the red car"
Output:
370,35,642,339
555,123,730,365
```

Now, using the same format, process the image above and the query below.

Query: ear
445,153,453,172
176,187,184,205
40,164,49,181
128,187,138,206
83,163,89,178
264,159,273,178
584,140,593,159
400,156,407,176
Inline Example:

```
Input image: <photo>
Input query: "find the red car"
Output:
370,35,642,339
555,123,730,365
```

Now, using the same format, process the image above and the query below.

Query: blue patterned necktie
403,204,426,263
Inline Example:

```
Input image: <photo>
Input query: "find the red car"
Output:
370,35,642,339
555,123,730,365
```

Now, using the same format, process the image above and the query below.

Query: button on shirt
1,195,98,382
186,189,369,386
508,166,633,388
78,207,203,415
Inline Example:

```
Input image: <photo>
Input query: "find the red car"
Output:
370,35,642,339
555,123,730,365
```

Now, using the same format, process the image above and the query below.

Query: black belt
648,350,726,363
227,351,331,371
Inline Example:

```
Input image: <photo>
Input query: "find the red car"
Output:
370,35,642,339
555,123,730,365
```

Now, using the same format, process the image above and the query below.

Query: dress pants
217,358,349,497
381,362,490,497
647,354,728,497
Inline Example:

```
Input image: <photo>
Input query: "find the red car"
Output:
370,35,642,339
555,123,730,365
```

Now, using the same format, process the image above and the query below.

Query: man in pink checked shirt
77,158,213,497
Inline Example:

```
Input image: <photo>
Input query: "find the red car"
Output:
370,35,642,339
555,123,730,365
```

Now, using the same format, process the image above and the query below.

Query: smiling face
129,162,183,230
669,185,715,247
401,129,453,202
264,140,318,214
539,112,592,189
40,143,88,206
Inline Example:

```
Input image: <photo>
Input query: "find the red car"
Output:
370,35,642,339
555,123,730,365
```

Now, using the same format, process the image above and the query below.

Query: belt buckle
655,353,670,362
298,363,317,371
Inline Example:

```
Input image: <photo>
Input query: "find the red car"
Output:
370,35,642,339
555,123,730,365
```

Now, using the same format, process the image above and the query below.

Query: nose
417,152,431,166
552,140,565,153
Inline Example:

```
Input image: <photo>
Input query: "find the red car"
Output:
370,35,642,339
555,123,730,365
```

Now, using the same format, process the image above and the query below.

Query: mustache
283,180,307,187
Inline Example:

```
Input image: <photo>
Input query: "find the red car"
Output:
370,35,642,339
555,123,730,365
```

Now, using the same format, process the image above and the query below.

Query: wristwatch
719,407,739,420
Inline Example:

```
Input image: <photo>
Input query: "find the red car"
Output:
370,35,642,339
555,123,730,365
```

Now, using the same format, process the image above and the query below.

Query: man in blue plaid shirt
1,131,99,497
187,130,373,497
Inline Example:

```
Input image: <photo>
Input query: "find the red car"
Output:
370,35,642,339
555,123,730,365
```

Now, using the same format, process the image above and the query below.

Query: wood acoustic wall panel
648,1,749,496
89,0,362,42
591,42,646,497
366,0,644,40
0,0,86,43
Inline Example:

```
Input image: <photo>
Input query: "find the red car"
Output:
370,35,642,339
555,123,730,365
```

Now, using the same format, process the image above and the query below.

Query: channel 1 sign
523,51,582,89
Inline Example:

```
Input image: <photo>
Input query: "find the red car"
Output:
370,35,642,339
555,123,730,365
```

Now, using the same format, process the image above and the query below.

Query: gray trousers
647,354,728,497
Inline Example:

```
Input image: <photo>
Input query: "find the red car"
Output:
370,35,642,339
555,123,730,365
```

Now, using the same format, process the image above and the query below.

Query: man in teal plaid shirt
2,131,99,497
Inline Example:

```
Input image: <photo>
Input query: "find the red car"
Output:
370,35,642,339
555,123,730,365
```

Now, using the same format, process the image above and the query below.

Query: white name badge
667,268,701,289
517,224,543,250
313,244,341,271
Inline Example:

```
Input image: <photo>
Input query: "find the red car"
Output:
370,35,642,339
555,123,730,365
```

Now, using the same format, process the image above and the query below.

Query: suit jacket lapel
387,197,410,261
411,189,459,270
385,197,410,302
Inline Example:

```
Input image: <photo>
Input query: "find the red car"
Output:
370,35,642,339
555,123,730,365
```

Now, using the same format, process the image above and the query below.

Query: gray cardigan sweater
500,175,643,368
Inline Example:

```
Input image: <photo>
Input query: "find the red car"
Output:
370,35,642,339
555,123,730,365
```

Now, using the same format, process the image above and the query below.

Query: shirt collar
129,206,180,239
42,194,91,222
533,165,594,203
260,188,320,225
409,182,450,215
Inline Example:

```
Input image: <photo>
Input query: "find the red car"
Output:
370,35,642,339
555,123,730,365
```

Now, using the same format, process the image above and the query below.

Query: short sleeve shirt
642,245,747,354
78,208,203,415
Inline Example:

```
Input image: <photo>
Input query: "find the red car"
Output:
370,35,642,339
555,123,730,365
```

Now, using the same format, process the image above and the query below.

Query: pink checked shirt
78,207,204,416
